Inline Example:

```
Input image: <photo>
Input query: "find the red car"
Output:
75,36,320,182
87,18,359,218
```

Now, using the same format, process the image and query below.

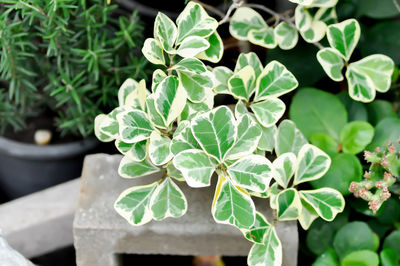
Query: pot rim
0,136,99,160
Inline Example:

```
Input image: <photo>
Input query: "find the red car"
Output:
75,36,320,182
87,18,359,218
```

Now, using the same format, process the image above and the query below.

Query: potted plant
94,0,396,265
0,0,147,199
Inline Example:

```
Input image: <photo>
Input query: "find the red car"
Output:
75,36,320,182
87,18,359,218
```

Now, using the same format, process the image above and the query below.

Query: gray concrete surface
74,154,298,266
0,178,80,258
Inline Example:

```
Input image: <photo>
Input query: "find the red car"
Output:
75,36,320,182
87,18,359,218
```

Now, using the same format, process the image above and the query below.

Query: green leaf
146,95,167,129
235,52,263,78
295,6,328,43
339,121,374,154
366,100,396,126
380,248,399,266
166,163,185,182
367,118,400,152
255,60,298,101
242,212,272,244
294,144,331,185
118,78,147,109
114,182,158,226
178,71,214,103
196,31,224,63
312,248,339,266
228,114,262,160
248,27,277,49
310,133,338,157
154,12,177,52
117,109,154,143
227,155,274,193
269,182,279,209
342,250,379,266
170,121,201,155
258,124,277,152
171,58,207,75
247,227,282,266
173,149,216,187
383,230,400,258
289,88,348,140
151,69,167,92
228,65,256,101
150,177,187,220
176,36,209,58
338,91,368,122
358,0,400,19
275,119,308,156
298,198,319,230
176,2,218,43
346,54,394,102
250,98,286,128
154,75,187,126
229,7,267,41
277,188,301,221
142,38,165,65
310,153,362,195
333,221,376,260
272,152,296,189
212,176,256,228
316,48,345,81
213,66,233,94
115,139,147,162
118,156,160,179
274,22,298,50
191,106,236,162
149,131,172,166
327,19,360,61
300,188,345,221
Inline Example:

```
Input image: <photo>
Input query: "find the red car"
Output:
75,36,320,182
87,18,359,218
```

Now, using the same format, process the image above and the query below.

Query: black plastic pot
0,136,99,199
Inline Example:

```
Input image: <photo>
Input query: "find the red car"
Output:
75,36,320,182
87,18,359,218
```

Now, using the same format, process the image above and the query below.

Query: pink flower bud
381,188,391,200
384,172,392,182
381,157,389,168
376,147,381,152
349,182,358,193
368,200,380,213
388,144,396,154
376,181,385,189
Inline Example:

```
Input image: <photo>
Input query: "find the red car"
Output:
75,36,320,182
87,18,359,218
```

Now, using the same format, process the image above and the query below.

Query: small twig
393,0,400,13
218,0,243,25
191,0,225,18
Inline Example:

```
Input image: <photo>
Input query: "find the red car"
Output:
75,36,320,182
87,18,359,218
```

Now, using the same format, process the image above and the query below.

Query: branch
218,0,243,25
393,0,400,13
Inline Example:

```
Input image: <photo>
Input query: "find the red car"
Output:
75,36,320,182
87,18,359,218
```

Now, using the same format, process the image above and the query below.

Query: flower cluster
349,139,400,213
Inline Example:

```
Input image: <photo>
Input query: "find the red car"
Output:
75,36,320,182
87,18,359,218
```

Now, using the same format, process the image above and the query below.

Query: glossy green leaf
368,118,400,152
316,48,345,81
154,12,177,52
300,188,345,221
247,227,282,266
176,36,209,58
339,121,374,154
255,60,298,101
250,98,286,128
312,248,339,266
275,120,308,156
338,91,368,122
173,149,216,187
383,230,400,257
117,109,154,143
142,38,165,65
242,212,272,244
170,120,201,155
150,177,187,220
227,155,274,193
191,106,236,162
212,176,256,228
229,7,267,41
294,144,331,185
196,31,224,63
342,250,379,266
274,22,298,50
272,152,296,188
149,131,172,166
213,66,233,94
114,182,158,226
289,88,348,140
366,100,396,126
310,133,338,157
277,188,301,221
248,27,277,49
380,248,399,266
327,19,360,61
176,2,218,43
118,156,160,179
310,153,362,195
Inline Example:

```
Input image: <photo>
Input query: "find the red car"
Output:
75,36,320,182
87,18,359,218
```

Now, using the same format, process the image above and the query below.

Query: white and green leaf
94,114,116,142
242,212,272,244
149,177,187,220
327,19,360,61
274,22,298,50
114,182,158,226
227,155,274,193
117,109,154,143
213,66,233,94
173,149,216,187
118,155,160,179
151,69,167,92
166,162,185,182
275,119,308,156
272,152,297,189
178,71,214,103
229,7,267,40
298,198,319,230
317,48,345,81
115,139,147,162
228,65,256,101
154,12,177,53
247,227,282,266
196,31,224,63
142,38,165,65
277,188,301,221
250,98,286,128
170,120,201,155
248,27,277,49
146,94,167,129
258,124,277,152
171,58,207,75
294,144,331,185
118,78,147,109
255,60,298,101
235,52,263,78
176,36,210,58
149,131,173,166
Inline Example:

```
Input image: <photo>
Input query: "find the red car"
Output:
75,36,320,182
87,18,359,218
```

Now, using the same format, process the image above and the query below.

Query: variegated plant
228,0,395,103
94,2,346,265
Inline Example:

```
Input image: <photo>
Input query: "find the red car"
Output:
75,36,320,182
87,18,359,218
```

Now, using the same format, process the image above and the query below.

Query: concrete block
0,179,80,258
74,154,298,266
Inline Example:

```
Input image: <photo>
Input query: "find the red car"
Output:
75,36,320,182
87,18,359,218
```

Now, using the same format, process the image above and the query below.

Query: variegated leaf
277,188,301,221
178,71,214,103
242,212,272,244
151,69,167,92
235,52,263,78
274,22,298,50
166,162,185,182
327,19,360,61
115,139,147,162
171,58,207,75
94,114,115,142
118,155,160,179
176,36,210,58
228,65,256,101
248,27,277,49
247,227,282,266
229,7,267,40
149,131,173,166
258,124,277,152
146,94,167,129
142,38,165,65
275,120,308,156
272,152,297,189
154,12,177,53
213,66,233,94
196,31,224,63
170,120,201,155
317,48,345,81
298,198,319,230
117,109,154,143
250,98,286,128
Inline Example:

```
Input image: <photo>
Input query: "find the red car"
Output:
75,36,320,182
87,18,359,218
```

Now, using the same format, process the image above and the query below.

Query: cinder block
74,154,298,266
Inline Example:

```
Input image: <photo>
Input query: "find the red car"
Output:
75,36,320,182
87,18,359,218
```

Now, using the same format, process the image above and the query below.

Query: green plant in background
0,0,147,137
94,2,348,265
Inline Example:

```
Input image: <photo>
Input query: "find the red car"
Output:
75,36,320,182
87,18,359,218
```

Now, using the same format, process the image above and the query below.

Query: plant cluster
0,0,147,137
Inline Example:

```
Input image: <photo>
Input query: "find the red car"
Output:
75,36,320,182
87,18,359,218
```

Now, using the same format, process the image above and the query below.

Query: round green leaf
380,248,399,266
366,100,396,126
311,248,339,266
339,121,374,154
367,117,400,152
383,230,400,257
337,91,368,122
310,133,339,157
341,250,379,266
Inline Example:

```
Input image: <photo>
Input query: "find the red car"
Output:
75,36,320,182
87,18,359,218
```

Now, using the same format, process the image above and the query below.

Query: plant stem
218,0,243,25
393,0,400,13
